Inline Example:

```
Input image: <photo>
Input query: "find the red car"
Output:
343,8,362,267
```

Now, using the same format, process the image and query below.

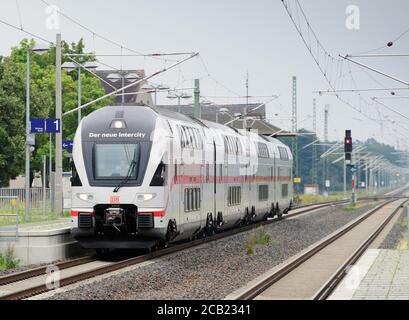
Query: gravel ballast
379,210,407,249
46,202,380,300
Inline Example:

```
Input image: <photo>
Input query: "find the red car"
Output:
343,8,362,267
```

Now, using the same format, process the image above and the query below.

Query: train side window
167,120,173,134
182,127,188,148
196,129,203,149
225,137,230,154
197,188,201,210
259,185,269,201
71,161,82,187
191,189,195,211
238,187,241,204
278,147,289,161
150,161,166,187
187,127,194,148
195,129,202,149
228,186,241,206
187,189,192,211
183,126,190,148
237,138,243,155
180,126,186,148
184,189,188,212
282,184,289,198
189,128,194,148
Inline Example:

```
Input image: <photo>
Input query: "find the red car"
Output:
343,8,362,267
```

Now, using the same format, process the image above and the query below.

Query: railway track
231,196,408,300
0,198,358,300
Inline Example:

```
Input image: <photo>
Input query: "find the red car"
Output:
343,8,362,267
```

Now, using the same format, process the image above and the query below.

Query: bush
246,228,272,256
0,244,20,270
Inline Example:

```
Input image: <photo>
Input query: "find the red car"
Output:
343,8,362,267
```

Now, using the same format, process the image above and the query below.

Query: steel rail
235,196,405,300
0,199,353,300
313,200,408,300
0,255,96,286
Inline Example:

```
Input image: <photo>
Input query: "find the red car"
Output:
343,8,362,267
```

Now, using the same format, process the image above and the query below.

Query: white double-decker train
71,105,293,250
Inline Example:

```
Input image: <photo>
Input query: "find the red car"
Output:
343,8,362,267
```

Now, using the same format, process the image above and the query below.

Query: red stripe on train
72,210,165,217
139,211,166,217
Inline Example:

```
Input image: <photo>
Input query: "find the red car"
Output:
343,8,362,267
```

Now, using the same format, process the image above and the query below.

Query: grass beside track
0,210,71,226
0,245,20,271
297,187,396,206
341,202,373,212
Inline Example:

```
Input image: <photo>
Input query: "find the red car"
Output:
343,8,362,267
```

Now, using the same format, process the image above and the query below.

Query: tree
0,39,114,187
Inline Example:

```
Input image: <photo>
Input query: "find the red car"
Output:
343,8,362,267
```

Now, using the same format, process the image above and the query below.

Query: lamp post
25,44,49,221
167,91,192,113
62,61,98,125
107,71,141,104
141,83,170,106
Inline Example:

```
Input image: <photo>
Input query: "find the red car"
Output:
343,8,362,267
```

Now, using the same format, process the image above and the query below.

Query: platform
0,219,89,266
329,249,409,300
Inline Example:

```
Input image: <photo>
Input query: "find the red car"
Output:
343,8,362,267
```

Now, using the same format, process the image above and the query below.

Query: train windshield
94,144,140,180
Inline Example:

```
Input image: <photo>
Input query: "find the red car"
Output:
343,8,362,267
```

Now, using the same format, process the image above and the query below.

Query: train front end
70,105,170,250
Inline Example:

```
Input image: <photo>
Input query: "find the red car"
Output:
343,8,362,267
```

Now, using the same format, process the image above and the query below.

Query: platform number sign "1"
30,118,61,134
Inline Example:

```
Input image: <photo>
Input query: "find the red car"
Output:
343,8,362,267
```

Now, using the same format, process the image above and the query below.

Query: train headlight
76,193,94,202
110,120,127,129
136,193,156,202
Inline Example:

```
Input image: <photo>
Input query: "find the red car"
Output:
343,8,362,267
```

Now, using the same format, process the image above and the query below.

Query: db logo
110,196,121,204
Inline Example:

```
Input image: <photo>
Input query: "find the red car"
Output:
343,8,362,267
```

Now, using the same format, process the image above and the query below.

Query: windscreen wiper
113,160,137,193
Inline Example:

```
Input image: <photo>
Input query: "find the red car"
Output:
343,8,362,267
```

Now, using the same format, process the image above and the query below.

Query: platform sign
325,180,331,188
294,177,302,184
30,118,61,133
62,140,73,151
26,134,36,146
30,119,46,133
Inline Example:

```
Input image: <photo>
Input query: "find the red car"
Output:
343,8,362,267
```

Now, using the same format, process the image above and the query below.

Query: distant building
95,69,153,105
304,184,319,195
156,104,290,136
94,70,289,136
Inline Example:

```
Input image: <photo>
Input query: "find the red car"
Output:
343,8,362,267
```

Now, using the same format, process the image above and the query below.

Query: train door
273,152,277,207
245,136,251,212
179,162,185,235
215,141,226,226
213,141,217,219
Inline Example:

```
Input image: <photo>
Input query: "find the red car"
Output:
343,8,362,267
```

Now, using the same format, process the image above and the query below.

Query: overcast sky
1,0,409,149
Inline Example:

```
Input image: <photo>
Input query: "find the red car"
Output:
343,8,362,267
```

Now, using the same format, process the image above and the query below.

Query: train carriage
71,105,293,250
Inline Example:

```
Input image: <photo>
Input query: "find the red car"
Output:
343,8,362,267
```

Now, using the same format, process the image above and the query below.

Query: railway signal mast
344,130,356,203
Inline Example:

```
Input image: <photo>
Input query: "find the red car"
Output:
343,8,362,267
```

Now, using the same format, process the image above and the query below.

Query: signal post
345,130,356,204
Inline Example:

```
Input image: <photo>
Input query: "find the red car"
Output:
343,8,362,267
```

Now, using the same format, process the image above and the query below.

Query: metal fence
0,196,19,240
0,188,52,213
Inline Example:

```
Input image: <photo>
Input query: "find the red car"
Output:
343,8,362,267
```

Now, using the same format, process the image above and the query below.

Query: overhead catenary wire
282,0,409,146
0,17,51,44
354,25,409,55
281,0,394,127
39,0,179,63
65,52,196,57
66,56,117,90
63,52,199,116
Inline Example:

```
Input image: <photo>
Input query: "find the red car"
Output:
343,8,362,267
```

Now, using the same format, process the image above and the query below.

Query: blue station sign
30,118,61,134
62,140,74,151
